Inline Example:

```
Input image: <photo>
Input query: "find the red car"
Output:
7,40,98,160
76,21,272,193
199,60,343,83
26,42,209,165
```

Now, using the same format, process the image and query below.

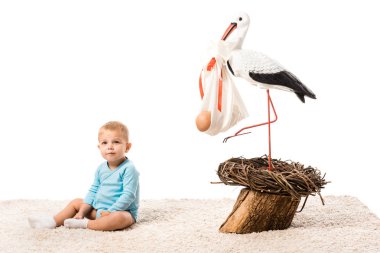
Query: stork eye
239,17,243,21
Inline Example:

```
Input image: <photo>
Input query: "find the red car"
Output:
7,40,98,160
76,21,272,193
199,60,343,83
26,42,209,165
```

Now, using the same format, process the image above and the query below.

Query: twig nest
217,155,329,201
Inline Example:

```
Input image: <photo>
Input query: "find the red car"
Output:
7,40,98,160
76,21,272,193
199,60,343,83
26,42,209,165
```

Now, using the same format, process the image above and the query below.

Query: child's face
98,129,131,168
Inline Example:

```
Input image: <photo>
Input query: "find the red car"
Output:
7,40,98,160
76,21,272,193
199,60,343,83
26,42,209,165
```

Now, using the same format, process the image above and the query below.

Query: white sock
28,216,56,229
64,218,88,229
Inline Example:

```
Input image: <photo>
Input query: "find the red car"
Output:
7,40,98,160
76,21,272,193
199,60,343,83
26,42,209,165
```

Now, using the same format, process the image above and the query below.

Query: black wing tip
249,70,317,102
296,93,306,103
296,92,317,103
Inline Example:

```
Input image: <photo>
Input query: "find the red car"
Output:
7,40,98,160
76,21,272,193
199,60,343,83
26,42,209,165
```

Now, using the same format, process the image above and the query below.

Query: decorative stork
218,12,316,170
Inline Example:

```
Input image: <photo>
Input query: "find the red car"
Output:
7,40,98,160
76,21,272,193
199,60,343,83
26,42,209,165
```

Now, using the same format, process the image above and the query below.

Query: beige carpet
0,196,379,253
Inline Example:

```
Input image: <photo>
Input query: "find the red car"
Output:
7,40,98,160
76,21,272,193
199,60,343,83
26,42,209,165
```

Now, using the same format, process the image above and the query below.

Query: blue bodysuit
84,158,140,221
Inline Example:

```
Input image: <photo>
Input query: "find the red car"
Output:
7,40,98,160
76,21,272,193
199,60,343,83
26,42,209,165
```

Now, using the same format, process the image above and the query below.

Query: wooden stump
220,188,301,234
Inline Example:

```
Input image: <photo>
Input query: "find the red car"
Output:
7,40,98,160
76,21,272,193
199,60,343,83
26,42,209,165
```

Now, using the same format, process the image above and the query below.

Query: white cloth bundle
197,48,248,136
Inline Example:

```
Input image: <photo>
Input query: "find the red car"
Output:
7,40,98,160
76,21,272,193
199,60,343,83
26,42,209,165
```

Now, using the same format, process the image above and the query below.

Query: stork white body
221,12,316,103
228,50,287,90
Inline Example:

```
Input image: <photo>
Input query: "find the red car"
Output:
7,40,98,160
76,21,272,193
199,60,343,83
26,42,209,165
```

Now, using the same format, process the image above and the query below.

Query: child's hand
100,211,111,217
74,213,84,219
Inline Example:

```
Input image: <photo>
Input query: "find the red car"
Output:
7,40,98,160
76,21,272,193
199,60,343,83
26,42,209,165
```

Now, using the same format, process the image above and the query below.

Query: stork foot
223,132,251,143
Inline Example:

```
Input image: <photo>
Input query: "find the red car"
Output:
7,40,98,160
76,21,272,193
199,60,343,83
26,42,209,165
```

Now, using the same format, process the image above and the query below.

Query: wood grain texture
220,188,300,233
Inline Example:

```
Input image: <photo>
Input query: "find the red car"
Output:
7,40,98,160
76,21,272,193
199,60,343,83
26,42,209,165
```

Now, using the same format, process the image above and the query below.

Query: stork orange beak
221,22,237,40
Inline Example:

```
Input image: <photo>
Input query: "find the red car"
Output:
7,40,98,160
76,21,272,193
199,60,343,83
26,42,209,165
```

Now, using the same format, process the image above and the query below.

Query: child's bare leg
54,198,87,226
88,211,135,231
28,198,86,229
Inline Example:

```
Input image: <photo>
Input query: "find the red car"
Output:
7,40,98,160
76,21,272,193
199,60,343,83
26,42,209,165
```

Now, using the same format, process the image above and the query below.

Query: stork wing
228,50,316,102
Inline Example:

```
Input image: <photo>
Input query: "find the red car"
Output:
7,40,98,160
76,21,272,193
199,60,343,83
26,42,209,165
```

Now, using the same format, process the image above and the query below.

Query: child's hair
98,121,129,142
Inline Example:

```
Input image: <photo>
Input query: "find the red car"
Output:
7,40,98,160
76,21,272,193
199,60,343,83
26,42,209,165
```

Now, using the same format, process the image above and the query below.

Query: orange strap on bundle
198,57,223,112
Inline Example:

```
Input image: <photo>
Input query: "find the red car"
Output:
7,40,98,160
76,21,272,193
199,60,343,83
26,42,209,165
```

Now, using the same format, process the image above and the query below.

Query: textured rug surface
0,196,379,253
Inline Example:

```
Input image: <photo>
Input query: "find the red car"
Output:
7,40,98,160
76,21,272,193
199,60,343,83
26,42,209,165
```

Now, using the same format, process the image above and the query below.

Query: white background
1,0,379,218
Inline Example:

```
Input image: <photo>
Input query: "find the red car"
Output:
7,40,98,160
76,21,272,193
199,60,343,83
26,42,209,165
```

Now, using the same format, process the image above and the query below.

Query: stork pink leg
223,92,278,142
267,89,272,171
223,89,277,171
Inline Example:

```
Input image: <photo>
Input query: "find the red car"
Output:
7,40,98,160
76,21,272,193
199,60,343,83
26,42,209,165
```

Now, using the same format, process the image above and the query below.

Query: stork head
221,12,250,50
